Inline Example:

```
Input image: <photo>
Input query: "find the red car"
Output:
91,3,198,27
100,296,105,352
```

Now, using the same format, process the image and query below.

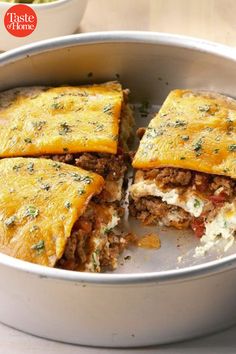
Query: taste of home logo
4,4,37,37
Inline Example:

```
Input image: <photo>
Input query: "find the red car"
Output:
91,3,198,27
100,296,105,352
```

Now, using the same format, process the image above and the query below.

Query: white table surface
1,322,236,354
2,0,236,352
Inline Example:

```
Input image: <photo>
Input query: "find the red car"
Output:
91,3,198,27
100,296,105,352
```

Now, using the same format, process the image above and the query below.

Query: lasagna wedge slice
130,89,236,255
0,81,134,204
0,157,127,272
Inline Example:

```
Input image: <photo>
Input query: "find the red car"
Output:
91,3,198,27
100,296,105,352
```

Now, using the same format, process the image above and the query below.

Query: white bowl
0,0,87,51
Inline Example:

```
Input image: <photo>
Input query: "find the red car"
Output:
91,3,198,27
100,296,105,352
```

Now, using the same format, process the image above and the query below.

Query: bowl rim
0,0,76,9
1,30,236,285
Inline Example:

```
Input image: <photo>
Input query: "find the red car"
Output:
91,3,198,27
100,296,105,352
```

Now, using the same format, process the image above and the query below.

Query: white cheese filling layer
131,179,236,255
195,202,236,256
130,180,204,217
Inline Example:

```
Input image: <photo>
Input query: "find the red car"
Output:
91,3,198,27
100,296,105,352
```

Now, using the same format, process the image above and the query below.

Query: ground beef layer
48,152,127,181
130,196,191,229
141,167,236,197
57,202,127,272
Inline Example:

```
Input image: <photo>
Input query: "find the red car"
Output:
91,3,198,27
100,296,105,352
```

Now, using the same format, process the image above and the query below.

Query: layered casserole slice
0,81,134,204
0,157,128,272
130,89,236,255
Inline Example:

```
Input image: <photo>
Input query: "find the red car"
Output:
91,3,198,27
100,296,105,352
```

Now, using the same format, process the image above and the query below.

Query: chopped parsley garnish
228,144,236,152
24,138,32,144
146,127,163,138
31,120,46,131
13,163,23,172
59,122,72,135
214,148,220,154
180,156,186,160
194,199,201,208
58,173,66,178
71,173,81,181
51,102,64,110
194,142,202,151
78,189,85,195
64,201,71,209
52,162,61,170
193,139,203,156
27,162,34,173
31,240,45,252
112,135,118,141
25,206,39,219
103,103,113,115
174,120,187,128
94,124,104,132
205,127,213,132
181,135,189,141
82,176,92,184
40,183,50,191
71,173,92,184
104,227,111,234
92,250,100,270
30,225,39,233
199,104,210,112
5,215,16,227
78,91,89,98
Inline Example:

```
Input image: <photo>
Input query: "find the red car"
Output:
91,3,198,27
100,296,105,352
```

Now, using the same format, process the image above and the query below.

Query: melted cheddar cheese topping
0,82,123,156
133,89,236,178
0,158,104,266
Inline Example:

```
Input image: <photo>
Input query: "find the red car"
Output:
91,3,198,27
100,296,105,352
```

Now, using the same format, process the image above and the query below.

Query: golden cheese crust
0,82,123,157
133,89,236,178
0,157,104,267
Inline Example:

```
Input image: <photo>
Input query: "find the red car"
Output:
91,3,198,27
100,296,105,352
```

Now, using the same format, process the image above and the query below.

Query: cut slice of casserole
130,89,236,255
0,158,128,272
0,81,134,204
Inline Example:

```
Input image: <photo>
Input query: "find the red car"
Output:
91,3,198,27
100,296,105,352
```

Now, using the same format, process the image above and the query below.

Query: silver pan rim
1,31,236,284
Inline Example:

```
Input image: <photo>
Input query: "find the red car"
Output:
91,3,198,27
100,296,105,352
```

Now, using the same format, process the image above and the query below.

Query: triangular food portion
0,157,123,271
0,82,123,156
131,90,236,256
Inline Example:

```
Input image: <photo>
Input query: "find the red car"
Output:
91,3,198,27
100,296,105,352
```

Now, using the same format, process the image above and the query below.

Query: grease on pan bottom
109,217,236,274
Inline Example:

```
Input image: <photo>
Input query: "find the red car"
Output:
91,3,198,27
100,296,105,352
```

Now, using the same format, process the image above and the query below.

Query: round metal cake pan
1,31,236,347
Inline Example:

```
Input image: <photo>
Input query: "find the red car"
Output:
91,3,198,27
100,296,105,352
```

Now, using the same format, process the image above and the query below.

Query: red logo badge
4,4,37,37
